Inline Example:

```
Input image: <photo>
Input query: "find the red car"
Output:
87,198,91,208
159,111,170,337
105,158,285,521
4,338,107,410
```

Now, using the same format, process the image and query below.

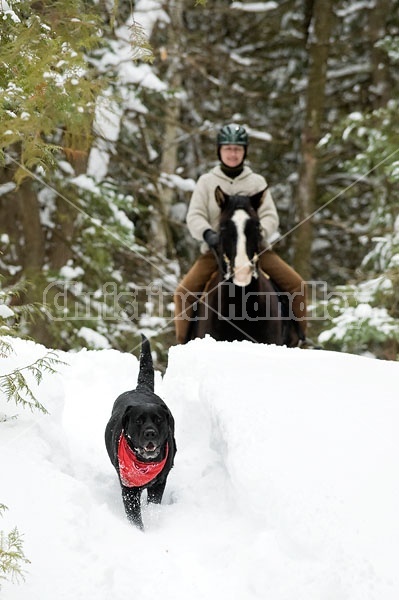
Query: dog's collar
118,433,168,488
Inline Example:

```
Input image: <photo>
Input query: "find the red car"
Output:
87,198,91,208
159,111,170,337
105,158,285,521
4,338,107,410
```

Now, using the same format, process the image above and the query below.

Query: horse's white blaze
232,210,252,287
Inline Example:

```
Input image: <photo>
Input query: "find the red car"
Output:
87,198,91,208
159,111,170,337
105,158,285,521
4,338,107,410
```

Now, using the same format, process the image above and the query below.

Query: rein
213,248,260,282
211,246,226,278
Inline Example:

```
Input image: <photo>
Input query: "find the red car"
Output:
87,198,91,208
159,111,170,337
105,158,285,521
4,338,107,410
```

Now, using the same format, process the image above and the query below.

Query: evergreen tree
0,0,165,353
315,98,399,358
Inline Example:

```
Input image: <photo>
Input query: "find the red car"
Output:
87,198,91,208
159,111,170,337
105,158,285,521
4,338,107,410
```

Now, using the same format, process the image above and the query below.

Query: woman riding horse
173,123,307,345
193,186,284,344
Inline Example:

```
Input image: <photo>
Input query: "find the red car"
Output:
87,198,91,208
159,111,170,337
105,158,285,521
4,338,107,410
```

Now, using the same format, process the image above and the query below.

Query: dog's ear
122,406,133,432
162,406,175,433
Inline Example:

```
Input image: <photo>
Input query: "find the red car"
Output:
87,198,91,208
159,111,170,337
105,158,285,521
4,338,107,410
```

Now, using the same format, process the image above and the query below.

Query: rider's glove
203,229,220,250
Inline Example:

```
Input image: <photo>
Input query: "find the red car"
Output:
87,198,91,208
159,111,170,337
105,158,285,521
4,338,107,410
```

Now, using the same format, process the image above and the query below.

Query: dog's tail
136,334,154,392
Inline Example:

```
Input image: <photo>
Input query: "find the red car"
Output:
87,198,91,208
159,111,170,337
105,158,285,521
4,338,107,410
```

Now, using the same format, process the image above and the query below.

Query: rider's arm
257,186,279,244
186,175,216,242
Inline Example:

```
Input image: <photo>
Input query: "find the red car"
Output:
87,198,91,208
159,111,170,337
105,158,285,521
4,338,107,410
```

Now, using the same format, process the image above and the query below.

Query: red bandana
118,433,168,488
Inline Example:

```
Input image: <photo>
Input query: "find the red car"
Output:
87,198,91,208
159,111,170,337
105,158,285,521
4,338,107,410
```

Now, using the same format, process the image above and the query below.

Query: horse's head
215,186,266,287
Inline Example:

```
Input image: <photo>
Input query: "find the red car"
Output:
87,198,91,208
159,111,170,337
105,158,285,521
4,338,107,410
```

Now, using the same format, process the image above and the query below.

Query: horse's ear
215,186,227,208
251,187,268,212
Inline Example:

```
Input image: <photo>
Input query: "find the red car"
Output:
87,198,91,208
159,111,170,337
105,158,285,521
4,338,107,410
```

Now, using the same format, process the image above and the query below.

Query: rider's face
220,145,245,167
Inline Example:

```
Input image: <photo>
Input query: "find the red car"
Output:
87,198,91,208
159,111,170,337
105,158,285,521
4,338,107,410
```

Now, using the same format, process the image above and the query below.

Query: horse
188,186,301,346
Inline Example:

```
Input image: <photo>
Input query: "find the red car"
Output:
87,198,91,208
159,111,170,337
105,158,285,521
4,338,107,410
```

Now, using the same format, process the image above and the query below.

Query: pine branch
0,351,67,414
129,21,154,62
0,507,30,587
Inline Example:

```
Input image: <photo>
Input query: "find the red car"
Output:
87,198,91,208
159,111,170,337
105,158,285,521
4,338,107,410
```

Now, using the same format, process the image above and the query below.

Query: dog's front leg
121,487,144,530
147,480,166,505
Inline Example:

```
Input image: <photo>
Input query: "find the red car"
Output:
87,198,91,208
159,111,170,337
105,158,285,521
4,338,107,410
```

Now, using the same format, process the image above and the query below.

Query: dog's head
122,401,171,461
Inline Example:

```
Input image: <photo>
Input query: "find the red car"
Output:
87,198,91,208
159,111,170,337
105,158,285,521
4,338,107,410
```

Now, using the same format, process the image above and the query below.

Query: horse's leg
175,253,218,343
257,276,283,345
195,273,222,340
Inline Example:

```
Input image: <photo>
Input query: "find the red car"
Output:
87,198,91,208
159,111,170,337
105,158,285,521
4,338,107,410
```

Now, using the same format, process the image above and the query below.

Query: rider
173,123,307,344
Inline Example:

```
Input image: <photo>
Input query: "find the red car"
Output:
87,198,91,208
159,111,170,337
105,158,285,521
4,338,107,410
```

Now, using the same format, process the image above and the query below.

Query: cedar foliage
0,0,103,183
0,504,30,588
315,100,399,358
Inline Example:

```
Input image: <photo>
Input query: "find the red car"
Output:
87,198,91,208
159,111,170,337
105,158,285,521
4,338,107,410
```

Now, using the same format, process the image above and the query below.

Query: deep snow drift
1,336,399,599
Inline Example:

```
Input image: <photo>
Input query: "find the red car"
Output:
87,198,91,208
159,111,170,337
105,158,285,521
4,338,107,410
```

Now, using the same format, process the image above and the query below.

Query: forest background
1,0,399,365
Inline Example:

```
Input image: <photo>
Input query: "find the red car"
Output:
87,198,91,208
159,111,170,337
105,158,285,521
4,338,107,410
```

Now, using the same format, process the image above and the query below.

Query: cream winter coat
186,165,279,253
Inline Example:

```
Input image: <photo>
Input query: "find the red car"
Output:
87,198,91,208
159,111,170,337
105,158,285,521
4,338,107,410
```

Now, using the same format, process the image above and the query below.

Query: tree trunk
48,196,77,270
368,0,391,108
1,163,45,279
292,0,334,281
48,140,87,271
152,0,184,262
15,180,45,274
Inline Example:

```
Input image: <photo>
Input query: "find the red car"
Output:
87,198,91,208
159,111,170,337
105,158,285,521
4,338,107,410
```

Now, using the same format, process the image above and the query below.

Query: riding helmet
217,123,248,146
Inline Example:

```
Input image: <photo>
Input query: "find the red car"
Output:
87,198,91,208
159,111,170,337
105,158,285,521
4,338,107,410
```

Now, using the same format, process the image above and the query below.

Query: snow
0,304,14,319
77,327,111,349
92,94,122,143
0,2,21,23
87,18,166,180
133,0,169,36
59,264,85,280
246,126,273,143
2,336,399,599
319,303,399,343
160,172,196,193
0,182,16,197
87,145,111,181
230,2,278,12
72,173,102,194
87,93,123,180
121,63,167,92
336,2,376,18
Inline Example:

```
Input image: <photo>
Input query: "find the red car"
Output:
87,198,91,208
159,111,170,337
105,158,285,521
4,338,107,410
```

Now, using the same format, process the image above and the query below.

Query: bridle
213,196,263,283
220,251,260,281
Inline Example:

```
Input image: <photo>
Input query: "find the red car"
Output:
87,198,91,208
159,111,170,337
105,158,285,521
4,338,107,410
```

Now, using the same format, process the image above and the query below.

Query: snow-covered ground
1,336,399,599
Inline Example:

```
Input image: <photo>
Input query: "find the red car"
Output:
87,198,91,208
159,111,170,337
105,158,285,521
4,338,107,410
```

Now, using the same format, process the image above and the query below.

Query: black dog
105,335,176,530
